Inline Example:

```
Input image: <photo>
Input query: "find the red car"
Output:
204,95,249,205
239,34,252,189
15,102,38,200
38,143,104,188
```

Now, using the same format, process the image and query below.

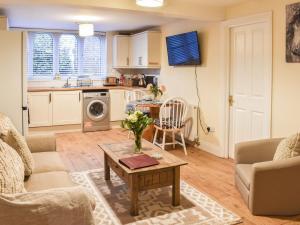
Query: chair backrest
159,97,188,129
125,89,146,104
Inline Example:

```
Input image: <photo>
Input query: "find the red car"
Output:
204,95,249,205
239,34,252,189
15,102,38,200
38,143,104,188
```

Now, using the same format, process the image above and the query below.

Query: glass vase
134,133,142,154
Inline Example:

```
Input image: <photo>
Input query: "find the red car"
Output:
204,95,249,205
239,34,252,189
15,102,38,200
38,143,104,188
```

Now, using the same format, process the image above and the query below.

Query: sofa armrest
0,186,95,225
235,138,282,164
26,134,56,153
249,157,300,215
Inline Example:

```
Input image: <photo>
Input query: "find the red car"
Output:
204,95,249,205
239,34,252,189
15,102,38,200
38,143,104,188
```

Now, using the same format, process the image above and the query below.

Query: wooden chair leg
162,131,166,150
153,128,158,145
172,131,176,149
180,132,187,155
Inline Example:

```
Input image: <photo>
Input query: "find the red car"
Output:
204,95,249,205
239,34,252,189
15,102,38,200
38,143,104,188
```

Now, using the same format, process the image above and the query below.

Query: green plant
147,84,166,99
122,110,153,153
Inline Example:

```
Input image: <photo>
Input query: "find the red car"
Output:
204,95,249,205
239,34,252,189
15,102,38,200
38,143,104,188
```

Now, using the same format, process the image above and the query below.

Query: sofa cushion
0,113,34,176
32,152,67,174
25,171,75,192
0,140,25,194
235,164,252,190
273,133,300,161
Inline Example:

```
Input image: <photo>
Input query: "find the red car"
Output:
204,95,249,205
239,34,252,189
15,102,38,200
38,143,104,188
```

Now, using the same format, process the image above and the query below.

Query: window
28,32,107,79
32,33,53,76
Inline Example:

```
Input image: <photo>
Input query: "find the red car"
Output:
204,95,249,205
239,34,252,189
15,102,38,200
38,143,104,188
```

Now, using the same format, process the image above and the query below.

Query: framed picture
286,2,300,62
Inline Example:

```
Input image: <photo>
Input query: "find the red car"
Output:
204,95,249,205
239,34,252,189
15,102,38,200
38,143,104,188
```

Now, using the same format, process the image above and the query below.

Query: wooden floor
56,129,300,225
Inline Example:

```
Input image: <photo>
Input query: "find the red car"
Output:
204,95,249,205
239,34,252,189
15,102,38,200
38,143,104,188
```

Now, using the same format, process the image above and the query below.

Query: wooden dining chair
153,97,188,155
125,89,148,114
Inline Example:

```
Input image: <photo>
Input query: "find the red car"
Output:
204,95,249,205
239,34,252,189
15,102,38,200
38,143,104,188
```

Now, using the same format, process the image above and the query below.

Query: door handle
229,95,234,107
49,93,52,103
79,92,81,102
126,57,129,66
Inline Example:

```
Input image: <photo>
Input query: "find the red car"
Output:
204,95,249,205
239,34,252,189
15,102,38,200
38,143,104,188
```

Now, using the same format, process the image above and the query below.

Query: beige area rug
71,169,242,225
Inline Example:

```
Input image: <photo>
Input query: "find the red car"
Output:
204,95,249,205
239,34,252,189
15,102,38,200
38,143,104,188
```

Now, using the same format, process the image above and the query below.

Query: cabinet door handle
126,57,129,66
79,92,81,102
49,93,52,103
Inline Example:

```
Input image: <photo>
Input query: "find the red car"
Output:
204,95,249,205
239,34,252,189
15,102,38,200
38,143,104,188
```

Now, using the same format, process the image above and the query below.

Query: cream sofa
235,138,300,216
0,134,95,225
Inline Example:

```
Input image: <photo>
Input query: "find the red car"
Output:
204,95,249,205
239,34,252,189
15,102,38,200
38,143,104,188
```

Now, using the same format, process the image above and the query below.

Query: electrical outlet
207,127,216,132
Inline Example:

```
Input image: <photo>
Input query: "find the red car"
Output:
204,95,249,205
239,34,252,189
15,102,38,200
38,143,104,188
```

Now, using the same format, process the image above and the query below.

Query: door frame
220,12,273,158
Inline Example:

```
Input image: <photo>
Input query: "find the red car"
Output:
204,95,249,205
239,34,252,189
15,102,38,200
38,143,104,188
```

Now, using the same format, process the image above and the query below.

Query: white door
52,91,82,125
229,22,272,158
28,92,53,127
110,90,126,121
113,35,129,68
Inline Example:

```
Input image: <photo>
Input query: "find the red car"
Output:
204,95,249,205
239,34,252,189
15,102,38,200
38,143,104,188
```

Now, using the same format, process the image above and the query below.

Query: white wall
159,20,224,156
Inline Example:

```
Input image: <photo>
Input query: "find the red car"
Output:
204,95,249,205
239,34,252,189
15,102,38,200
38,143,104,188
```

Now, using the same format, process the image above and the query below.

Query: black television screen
166,31,201,66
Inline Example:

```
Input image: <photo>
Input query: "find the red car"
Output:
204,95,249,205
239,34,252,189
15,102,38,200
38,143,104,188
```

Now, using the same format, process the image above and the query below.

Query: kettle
138,74,146,87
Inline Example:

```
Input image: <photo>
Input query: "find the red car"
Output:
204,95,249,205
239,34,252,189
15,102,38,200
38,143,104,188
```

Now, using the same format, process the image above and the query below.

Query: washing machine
82,90,111,132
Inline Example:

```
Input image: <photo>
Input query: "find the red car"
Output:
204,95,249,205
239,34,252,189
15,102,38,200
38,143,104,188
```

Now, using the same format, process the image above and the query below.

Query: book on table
119,154,159,170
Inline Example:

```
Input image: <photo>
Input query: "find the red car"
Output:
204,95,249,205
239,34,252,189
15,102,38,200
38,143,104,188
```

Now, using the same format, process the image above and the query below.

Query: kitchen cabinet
28,91,81,127
110,90,126,121
113,35,130,68
52,91,82,125
28,92,53,127
130,31,161,68
113,31,161,69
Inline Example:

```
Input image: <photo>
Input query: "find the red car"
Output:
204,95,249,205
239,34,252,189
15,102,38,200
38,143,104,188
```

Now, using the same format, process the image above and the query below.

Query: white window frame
28,31,107,81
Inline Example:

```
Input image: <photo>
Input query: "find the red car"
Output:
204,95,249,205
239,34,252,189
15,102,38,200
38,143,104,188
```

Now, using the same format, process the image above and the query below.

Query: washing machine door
87,100,108,121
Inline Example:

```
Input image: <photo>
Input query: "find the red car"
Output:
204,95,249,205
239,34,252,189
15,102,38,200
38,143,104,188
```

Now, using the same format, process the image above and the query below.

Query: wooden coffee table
98,140,187,216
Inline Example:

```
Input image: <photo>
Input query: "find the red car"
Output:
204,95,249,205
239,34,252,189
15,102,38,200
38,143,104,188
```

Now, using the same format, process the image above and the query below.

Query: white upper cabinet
113,35,130,68
113,31,161,69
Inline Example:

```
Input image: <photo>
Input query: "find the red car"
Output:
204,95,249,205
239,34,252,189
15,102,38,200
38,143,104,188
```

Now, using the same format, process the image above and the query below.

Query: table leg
172,167,180,206
129,174,139,216
104,153,110,181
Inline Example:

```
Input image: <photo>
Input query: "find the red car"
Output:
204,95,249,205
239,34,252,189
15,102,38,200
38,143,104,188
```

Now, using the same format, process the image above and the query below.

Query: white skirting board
196,141,224,158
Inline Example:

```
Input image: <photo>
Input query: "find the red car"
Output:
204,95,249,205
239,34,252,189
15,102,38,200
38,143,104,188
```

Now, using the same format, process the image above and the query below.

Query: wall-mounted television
166,31,201,66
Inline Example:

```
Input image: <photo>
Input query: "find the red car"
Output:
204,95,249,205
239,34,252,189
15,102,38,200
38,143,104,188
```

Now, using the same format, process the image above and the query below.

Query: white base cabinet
28,92,52,127
110,90,126,121
52,91,82,126
28,91,82,127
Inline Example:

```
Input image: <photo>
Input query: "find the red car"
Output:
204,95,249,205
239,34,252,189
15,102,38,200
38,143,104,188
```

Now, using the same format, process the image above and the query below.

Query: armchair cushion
0,113,34,176
273,133,300,161
0,140,25,194
26,134,56,153
0,186,95,225
32,152,67,174
25,171,75,192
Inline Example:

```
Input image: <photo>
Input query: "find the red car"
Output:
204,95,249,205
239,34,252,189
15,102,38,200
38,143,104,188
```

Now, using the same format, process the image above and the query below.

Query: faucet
63,77,71,88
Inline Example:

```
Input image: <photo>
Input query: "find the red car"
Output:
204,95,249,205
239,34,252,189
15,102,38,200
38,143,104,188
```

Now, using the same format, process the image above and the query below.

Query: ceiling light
136,0,164,7
79,23,94,37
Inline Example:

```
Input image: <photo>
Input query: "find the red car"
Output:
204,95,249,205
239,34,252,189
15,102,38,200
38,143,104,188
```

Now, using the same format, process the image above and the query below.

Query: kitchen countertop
28,86,147,92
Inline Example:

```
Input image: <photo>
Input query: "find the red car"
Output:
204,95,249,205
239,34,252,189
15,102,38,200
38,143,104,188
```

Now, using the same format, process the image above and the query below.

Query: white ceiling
0,0,247,32
3,5,181,32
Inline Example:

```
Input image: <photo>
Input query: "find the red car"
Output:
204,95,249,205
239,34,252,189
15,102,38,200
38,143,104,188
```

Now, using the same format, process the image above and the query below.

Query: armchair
235,138,300,216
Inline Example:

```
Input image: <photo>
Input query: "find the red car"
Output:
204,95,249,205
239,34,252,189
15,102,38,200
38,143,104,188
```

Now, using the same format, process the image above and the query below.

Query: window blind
59,34,78,76
32,33,53,76
82,36,106,78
